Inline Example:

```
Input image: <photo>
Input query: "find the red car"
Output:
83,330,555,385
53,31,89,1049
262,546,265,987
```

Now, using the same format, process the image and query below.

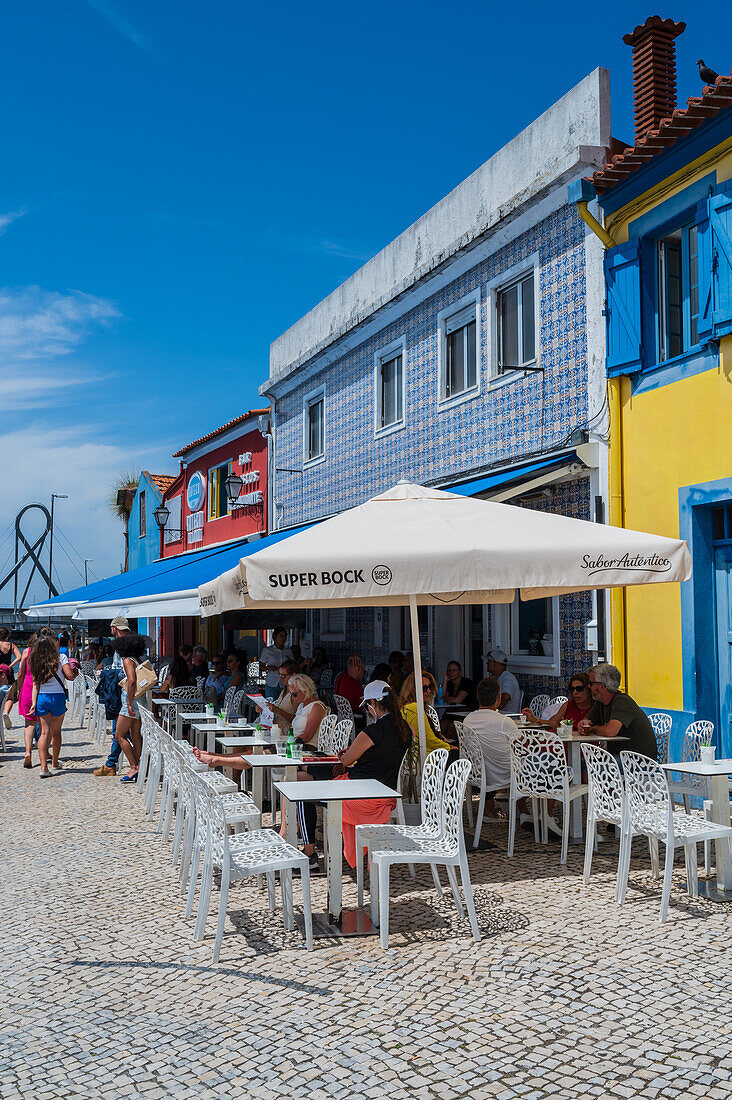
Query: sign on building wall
186,511,204,544
187,471,206,513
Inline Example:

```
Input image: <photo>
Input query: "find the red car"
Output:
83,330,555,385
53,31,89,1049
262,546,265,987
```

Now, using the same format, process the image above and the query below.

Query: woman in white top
29,637,77,778
289,673,327,749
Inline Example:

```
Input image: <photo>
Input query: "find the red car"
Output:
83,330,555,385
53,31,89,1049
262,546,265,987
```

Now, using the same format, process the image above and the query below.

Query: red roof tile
172,408,270,458
592,73,732,195
144,472,177,496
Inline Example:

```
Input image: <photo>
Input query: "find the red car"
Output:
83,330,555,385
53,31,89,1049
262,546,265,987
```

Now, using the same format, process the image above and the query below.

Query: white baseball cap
486,648,508,663
360,680,390,705
110,616,130,631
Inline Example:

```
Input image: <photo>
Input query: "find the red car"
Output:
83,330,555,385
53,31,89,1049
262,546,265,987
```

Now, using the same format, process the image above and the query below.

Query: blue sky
1,0,729,598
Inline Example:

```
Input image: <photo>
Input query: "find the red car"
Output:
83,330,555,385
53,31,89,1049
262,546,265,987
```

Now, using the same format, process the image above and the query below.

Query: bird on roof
697,59,719,85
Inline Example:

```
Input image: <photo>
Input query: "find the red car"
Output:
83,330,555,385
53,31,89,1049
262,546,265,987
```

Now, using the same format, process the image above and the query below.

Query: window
374,340,405,435
164,495,182,545
657,224,699,360
492,593,560,676
497,271,536,372
207,461,232,520
444,306,477,399
320,609,345,638
139,490,146,538
304,389,325,464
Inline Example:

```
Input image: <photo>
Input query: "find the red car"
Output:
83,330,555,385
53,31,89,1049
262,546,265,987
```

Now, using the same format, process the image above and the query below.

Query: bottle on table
286,728,295,758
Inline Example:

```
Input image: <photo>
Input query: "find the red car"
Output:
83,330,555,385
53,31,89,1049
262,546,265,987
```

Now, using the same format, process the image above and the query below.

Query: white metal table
274,778,400,933
241,753,300,818
191,721,262,751
661,759,732,901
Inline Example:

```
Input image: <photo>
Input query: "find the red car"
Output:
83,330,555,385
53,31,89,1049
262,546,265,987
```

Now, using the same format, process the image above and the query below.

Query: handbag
119,658,158,699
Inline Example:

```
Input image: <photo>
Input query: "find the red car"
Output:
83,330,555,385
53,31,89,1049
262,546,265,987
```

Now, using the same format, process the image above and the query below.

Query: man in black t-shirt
580,664,657,759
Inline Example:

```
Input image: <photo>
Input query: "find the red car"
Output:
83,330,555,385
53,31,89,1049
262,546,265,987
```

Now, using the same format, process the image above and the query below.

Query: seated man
580,664,657,759
333,655,366,715
486,649,521,713
463,675,518,819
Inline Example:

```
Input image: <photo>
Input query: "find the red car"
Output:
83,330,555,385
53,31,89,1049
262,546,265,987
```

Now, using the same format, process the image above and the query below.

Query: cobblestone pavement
1,713,731,1100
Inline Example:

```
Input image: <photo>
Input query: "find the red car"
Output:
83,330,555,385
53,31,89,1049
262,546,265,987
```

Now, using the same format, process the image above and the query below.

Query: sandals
119,772,139,783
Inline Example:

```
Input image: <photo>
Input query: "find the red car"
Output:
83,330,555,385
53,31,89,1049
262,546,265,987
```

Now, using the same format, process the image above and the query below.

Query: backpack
95,666,123,720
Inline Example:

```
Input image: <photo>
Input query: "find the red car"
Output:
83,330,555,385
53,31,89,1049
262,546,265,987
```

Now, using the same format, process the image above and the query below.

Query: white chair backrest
551,695,568,706
232,689,246,716
316,713,338,751
682,720,714,762
319,668,333,689
421,748,449,832
509,729,570,796
648,712,672,764
530,694,550,717
333,719,353,753
581,743,624,823
620,750,672,833
455,721,484,786
426,704,441,732
170,686,201,699
440,758,472,856
333,693,354,723
222,685,237,716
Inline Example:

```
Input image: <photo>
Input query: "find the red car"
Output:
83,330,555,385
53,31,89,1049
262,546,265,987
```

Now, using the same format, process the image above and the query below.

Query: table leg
569,742,583,841
326,801,343,924
283,767,298,847
710,774,732,892
176,710,183,741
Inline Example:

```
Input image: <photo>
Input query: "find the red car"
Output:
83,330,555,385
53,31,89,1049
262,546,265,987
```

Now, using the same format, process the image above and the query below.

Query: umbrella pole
408,595,428,767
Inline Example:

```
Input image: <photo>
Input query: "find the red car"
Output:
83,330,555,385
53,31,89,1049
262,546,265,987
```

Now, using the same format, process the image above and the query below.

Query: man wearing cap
486,649,521,714
93,617,130,776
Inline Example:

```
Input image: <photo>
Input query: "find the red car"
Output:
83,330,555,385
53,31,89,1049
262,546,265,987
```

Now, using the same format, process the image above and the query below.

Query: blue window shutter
696,195,713,340
605,241,642,375
710,186,732,338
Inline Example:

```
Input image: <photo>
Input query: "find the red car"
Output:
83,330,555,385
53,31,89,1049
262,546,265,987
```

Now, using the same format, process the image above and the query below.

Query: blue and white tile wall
273,203,588,526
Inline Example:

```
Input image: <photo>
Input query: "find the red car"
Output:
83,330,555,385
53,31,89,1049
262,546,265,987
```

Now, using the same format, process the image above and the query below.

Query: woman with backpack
29,636,77,778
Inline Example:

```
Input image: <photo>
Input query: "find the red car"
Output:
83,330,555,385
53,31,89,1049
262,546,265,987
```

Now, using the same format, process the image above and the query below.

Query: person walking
113,632,148,783
93,616,132,776
29,636,77,778
16,633,39,768
0,627,22,730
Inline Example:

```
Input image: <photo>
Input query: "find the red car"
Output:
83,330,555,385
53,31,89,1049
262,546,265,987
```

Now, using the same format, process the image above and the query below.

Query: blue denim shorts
119,690,141,719
35,692,67,718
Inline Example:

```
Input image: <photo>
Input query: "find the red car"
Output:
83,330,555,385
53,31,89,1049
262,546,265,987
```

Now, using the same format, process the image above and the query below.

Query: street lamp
224,472,243,506
84,559,93,585
153,503,170,530
49,494,68,598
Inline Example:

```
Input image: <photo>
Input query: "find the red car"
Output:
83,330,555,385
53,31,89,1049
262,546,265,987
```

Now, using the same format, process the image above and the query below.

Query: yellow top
401,702,452,759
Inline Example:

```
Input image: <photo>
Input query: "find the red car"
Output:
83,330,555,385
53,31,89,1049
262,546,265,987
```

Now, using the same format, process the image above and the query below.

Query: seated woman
547,672,593,731
338,680,411,866
225,650,245,692
399,671,453,763
204,656,230,703
440,659,477,742
159,654,193,695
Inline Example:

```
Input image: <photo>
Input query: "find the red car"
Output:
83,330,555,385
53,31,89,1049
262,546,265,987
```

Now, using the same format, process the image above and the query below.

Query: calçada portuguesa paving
1,714,731,1100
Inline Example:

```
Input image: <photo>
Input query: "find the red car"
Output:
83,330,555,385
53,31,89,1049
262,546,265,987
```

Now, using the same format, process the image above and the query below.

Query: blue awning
26,526,309,620
443,453,581,498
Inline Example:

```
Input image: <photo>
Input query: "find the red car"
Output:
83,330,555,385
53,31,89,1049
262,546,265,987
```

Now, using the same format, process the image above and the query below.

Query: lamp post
48,494,68,599
84,559,93,585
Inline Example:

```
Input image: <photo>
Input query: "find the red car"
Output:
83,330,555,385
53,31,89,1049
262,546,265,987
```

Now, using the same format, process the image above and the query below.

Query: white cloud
0,423,171,602
85,0,154,53
0,285,119,362
0,209,26,236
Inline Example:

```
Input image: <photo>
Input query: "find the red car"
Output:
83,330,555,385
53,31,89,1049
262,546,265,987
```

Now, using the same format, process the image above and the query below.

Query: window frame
373,336,407,439
207,460,233,522
486,254,541,386
436,290,481,410
320,608,346,639
164,495,182,545
654,220,701,364
303,385,326,468
492,594,561,676
138,490,146,539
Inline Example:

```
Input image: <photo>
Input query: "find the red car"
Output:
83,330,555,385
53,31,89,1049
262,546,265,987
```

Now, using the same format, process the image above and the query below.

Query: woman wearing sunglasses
546,673,593,731
398,671,453,765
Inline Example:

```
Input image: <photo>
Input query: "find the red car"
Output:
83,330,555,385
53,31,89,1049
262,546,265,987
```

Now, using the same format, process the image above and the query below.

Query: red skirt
335,775,396,867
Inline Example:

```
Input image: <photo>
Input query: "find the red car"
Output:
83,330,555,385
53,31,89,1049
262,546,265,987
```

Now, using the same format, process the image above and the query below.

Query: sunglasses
571,685,585,692
422,684,432,693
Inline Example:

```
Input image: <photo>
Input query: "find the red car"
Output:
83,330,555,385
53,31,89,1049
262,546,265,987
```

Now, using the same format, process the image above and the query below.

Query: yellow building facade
586,87,732,757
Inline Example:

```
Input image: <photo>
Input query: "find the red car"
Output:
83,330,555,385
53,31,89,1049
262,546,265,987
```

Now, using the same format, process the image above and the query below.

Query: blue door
715,544,732,758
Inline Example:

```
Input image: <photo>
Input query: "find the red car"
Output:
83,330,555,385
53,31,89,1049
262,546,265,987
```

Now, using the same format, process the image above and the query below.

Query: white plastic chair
188,772,313,960
426,704,441,733
667,720,714,810
355,749,447,908
332,693,354,725
581,743,659,896
551,695,568,707
507,729,588,864
648,712,673,765
369,758,480,948
529,694,550,718
619,750,732,922
455,721,491,849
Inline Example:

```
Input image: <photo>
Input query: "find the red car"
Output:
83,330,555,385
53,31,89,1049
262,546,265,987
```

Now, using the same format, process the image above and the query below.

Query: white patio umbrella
198,482,691,761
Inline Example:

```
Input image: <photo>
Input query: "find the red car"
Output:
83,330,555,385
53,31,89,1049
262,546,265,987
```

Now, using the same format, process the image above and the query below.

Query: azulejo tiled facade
263,70,613,689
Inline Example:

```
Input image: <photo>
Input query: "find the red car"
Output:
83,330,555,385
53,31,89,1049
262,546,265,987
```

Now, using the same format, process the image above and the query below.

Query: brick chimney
623,15,686,141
